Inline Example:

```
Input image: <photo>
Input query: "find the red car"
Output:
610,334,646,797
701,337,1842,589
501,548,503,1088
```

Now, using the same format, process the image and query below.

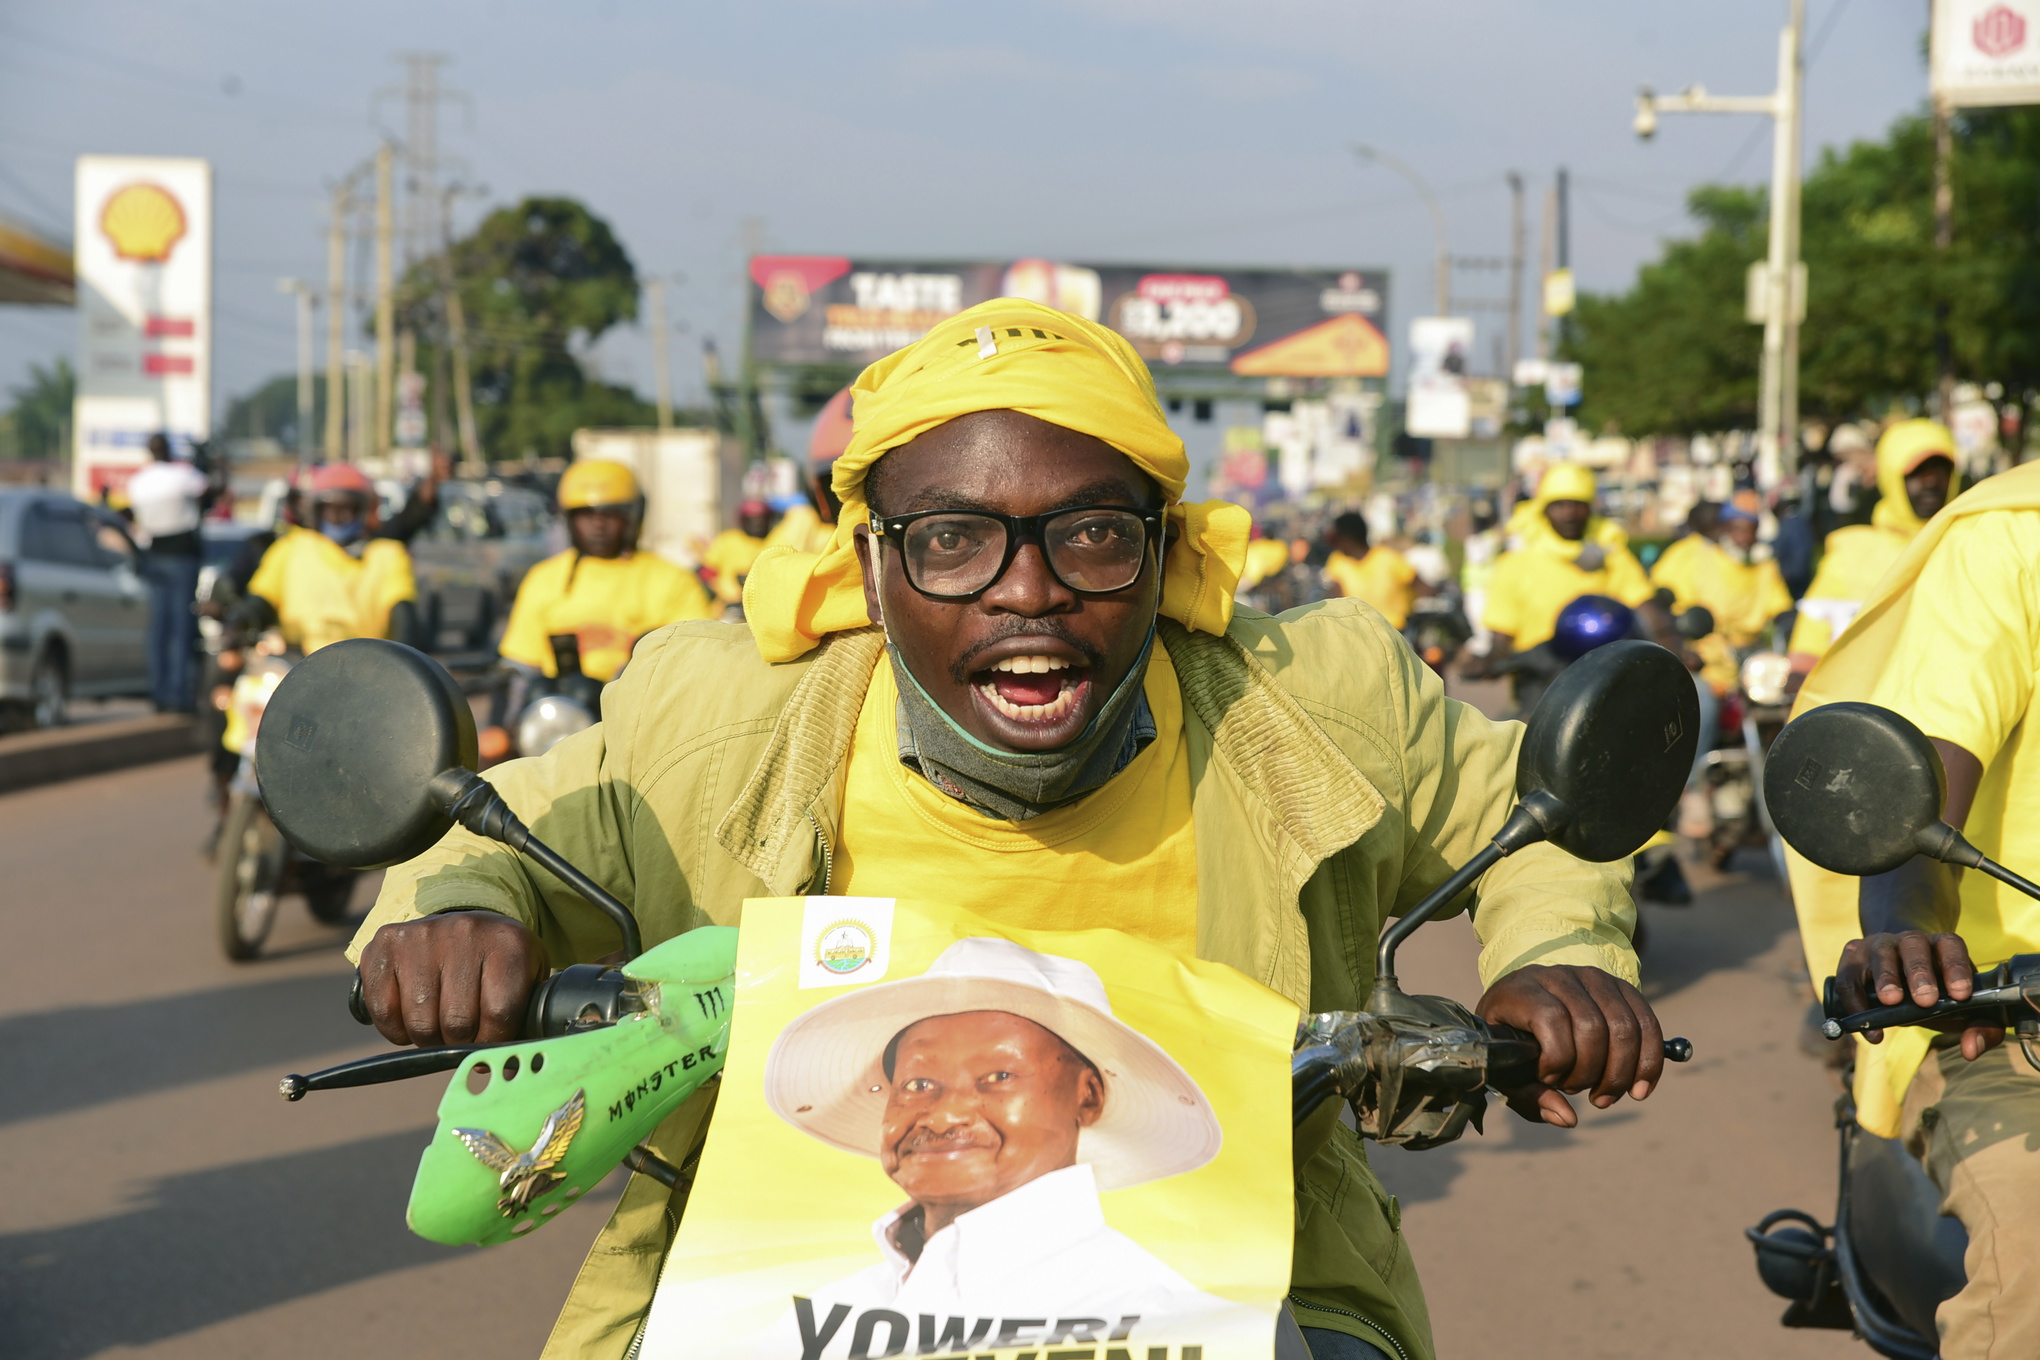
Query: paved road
0,751,1869,1359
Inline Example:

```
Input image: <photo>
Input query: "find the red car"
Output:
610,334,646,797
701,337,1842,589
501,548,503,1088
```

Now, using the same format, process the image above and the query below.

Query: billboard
1932,0,2040,107
1404,316,1474,439
73,155,211,501
747,257,1390,379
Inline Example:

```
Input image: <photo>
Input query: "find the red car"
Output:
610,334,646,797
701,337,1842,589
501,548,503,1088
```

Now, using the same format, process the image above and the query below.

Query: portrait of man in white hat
760,937,1234,1356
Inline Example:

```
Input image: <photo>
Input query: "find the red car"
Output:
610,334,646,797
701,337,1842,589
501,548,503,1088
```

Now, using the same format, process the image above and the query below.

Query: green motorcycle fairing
407,925,739,1246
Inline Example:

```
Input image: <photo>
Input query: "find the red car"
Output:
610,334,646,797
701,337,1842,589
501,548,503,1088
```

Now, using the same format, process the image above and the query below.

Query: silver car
0,490,150,727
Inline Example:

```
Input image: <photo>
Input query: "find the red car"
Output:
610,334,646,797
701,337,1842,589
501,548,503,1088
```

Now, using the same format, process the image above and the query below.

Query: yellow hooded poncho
743,300,1251,662
1483,462,1653,650
1789,418,1960,658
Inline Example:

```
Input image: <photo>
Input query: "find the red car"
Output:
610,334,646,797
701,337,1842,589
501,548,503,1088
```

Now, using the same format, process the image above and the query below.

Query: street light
276,278,317,458
1631,0,1805,476
1352,143,1450,318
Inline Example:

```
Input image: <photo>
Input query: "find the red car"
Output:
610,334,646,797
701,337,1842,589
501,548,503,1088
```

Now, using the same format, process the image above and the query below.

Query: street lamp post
276,278,316,459
1633,0,1805,476
1353,143,1450,317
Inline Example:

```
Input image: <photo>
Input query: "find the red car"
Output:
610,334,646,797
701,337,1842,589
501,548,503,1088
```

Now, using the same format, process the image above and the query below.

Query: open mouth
972,654,1091,726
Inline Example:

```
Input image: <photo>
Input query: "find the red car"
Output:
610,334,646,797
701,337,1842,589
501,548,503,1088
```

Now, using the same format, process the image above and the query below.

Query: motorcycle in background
1690,648,1794,875
482,632,605,765
213,633,359,959
1747,702,2034,1358
1401,594,1472,679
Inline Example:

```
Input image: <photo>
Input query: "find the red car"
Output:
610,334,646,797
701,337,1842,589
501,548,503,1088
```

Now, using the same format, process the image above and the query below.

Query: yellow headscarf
744,299,1251,662
1869,418,1960,535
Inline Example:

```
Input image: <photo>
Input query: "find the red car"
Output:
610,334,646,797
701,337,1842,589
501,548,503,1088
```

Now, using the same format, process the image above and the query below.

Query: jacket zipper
621,1205,683,1360
806,810,834,893
1286,1293,1411,1360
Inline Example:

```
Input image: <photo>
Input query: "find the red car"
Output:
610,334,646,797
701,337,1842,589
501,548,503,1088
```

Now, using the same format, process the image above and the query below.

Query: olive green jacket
353,599,1639,1360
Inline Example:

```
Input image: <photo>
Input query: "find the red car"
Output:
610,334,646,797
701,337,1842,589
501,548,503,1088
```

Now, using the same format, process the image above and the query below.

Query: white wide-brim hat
763,937,1221,1192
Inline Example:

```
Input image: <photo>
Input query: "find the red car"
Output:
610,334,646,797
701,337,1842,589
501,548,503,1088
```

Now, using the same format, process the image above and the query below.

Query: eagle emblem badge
454,1088,586,1217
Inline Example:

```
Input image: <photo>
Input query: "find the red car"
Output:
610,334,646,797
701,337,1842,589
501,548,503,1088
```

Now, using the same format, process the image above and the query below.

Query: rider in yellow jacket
1788,418,1959,665
701,500,774,608
245,463,417,655
497,459,714,684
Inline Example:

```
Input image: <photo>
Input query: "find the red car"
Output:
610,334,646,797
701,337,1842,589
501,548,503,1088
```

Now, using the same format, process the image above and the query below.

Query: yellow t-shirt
1324,546,1418,629
1238,537,1292,592
1650,536,1791,649
702,529,766,605
833,644,1198,957
761,503,836,556
1787,524,1913,658
497,549,714,681
247,528,416,654
1482,541,1654,650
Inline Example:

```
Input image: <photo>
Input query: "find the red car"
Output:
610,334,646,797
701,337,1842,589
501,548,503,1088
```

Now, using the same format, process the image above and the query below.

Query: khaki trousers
1901,1041,2040,1360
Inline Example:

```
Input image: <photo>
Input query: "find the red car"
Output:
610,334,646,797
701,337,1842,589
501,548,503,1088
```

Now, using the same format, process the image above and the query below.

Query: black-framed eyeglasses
868,504,1164,599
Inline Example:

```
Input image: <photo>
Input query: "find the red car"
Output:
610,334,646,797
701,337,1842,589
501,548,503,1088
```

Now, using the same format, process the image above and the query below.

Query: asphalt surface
0,736,1868,1359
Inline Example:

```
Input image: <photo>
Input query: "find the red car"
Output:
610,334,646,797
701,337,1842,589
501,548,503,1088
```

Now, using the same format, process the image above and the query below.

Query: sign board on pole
1543,362,1583,408
745,258,1391,379
1406,317,1475,439
1542,268,1576,317
1933,0,2040,107
73,156,211,502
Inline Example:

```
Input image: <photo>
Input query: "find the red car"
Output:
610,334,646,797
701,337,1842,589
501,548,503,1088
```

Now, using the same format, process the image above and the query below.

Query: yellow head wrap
1870,418,1960,535
744,299,1251,662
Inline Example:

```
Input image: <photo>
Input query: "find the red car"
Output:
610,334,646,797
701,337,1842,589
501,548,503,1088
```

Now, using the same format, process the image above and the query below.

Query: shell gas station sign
72,155,211,501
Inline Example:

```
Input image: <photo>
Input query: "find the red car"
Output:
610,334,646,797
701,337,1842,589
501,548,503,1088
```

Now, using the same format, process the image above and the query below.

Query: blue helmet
1550,594,1636,660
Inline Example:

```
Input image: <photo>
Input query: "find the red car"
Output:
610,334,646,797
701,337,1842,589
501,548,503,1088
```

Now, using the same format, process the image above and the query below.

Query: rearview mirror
257,638,476,869
1764,702,1954,877
1373,639,1698,1004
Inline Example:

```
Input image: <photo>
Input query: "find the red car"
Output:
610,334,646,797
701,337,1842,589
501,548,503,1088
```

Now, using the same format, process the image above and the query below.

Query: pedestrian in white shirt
125,433,218,711
758,938,1236,1360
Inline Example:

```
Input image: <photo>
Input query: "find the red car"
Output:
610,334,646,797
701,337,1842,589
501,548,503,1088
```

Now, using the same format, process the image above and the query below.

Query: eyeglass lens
902,509,1150,596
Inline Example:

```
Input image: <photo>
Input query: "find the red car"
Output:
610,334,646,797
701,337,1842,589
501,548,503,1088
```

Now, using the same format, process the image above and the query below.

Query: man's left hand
1476,964,1665,1127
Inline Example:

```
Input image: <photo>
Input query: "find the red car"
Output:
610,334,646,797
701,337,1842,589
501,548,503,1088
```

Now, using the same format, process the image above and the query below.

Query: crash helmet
306,462,378,528
1549,593,1635,661
557,459,641,513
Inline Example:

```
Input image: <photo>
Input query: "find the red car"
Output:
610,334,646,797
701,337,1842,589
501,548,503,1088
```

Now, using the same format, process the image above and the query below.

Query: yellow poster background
640,896,1299,1360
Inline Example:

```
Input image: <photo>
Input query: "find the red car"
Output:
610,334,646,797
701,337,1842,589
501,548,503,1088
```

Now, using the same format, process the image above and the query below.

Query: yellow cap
559,459,639,510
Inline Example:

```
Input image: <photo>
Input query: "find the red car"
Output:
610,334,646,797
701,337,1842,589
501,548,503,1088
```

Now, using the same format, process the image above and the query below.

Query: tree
398,196,657,459
222,372,326,450
3,357,75,459
1568,104,2040,435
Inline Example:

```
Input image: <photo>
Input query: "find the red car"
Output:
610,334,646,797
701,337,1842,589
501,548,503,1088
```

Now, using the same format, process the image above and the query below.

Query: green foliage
398,196,657,458
1570,105,2040,434
3,357,75,459
222,372,326,448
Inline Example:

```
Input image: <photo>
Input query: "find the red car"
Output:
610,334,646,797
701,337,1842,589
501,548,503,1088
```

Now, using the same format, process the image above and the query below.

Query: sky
0,0,1932,426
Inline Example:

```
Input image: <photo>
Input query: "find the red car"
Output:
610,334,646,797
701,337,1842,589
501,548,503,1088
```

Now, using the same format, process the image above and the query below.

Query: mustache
894,1122,999,1157
951,621,1101,685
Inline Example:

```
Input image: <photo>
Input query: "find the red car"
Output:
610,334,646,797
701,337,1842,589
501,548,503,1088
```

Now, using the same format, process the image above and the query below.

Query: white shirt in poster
761,1163,1234,1360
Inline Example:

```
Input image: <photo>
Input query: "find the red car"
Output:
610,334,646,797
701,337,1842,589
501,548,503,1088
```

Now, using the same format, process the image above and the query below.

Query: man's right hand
1834,929,2002,1059
357,911,548,1048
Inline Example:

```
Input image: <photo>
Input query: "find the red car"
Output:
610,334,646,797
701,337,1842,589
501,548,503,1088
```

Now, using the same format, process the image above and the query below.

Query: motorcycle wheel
302,870,358,924
216,792,285,960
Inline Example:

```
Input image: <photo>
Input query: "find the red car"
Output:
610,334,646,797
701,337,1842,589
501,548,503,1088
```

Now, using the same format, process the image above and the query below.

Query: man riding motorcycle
242,463,419,653
1791,459,2040,1360
701,498,775,609
1322,511,1428,629
485,459,713,751
347,300,1670,1360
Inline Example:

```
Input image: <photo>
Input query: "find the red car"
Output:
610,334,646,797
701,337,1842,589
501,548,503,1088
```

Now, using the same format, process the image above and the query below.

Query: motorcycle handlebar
1820,967,2040,1040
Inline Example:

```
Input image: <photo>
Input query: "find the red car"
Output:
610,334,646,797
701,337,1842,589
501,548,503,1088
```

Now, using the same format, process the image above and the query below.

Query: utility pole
647,275,674,431
1538,183,1556,361
324,179,350,460
1933,92,1955,416
1506,172,1525,376
278,278,316,458
374,143,396,459
1353,143,1450,317
1634,0,1806,475
1555,166,1571,354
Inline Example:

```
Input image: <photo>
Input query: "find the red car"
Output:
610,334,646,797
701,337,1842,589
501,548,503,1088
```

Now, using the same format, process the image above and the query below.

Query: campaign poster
1405,316,1475,440
638,896,1298,1360
1933,0,2040,108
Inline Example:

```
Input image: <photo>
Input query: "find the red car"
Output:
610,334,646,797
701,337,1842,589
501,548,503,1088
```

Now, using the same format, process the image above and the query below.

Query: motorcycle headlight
516,695,596,757
1740,651,1793,707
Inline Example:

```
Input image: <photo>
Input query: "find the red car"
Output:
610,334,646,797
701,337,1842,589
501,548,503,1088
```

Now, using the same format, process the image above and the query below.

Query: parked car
408,480,555,654
0,490,150,728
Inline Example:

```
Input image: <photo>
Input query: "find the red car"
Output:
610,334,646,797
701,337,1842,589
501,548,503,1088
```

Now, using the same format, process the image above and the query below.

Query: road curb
0,714,205,795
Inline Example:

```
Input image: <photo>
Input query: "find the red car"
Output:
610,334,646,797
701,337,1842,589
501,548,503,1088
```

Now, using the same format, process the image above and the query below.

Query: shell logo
100,182,187,262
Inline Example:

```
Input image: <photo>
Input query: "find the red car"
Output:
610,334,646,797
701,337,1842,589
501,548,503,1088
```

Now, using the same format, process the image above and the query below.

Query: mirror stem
1370,792,1564,1008
430,770,644,960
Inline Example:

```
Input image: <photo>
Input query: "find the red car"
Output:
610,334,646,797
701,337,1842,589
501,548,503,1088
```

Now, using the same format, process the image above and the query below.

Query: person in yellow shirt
352,298,1669,1360
1478,462,1675,663
1788,418,1958,665
764,386,854,557
1795,461,2040,1360
1322,512,1426,629
1651,494,1794,669
244,463,418,656
702,499,774,608
497,459,714,682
